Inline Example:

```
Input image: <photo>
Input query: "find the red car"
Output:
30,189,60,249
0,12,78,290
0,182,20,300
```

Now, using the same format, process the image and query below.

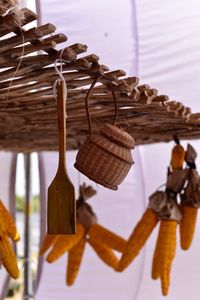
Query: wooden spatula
47,81,76,234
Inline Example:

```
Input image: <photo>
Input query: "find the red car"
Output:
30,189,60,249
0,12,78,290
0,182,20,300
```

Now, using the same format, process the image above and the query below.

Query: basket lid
100,123,135,149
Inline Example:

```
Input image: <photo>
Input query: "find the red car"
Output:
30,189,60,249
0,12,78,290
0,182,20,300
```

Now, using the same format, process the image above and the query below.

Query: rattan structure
0,8,200,152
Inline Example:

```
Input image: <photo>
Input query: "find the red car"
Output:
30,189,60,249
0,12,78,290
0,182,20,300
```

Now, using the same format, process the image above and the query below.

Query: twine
156,183,166,191
53,48,68,116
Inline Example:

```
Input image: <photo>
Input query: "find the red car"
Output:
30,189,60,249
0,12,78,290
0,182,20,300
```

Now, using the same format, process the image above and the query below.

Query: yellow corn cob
88,237,119,270
170,144,185,171
118,208,158,272
46,224,84,263
13,232,20,242
0,236,19,279
0,200,20,241
66,238,86,286
151,241,161,280
88,223,126,252
153,220,177,296
39,234,59,256
180,205,198,250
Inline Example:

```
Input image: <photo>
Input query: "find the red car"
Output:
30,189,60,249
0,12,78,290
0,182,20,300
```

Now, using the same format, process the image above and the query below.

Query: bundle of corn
118,143,187,296
0,0,24,25
151,144,187,296
40,184,126,286
180,144,200,250
0,200,20,279
151,193,182,295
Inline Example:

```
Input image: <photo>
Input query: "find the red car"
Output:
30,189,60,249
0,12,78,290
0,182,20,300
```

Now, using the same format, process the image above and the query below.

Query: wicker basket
74,79,135,190
75,126,134,190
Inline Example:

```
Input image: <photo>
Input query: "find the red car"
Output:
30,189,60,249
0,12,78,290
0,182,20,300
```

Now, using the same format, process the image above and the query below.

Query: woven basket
74,78,135,190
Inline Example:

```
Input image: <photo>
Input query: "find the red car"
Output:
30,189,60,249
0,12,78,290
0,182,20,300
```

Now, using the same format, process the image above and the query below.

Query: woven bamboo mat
0,8,200,151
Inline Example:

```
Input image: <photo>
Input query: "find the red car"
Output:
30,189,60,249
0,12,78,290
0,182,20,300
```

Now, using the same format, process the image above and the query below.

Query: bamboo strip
0,24,57,53
6,33,68,58
0,8,37,37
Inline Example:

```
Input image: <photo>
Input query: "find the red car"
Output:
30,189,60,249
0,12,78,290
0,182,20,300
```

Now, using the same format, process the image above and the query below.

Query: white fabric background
35,0,200,299
137,0,200,298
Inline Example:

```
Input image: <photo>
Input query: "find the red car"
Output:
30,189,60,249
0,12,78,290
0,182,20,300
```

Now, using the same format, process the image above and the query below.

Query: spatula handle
57,81,66,171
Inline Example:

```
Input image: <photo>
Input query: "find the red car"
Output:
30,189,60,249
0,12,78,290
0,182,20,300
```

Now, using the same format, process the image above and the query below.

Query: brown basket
74,78,135,190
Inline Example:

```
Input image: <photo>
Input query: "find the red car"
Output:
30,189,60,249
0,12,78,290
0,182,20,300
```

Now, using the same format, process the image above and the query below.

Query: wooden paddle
47,80,76,234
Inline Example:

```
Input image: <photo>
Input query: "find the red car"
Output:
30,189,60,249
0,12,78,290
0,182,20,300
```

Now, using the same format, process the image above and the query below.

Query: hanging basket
74,78,135,190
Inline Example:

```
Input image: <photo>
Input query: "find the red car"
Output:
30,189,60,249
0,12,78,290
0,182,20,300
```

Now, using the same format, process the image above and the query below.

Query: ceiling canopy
0,8,200,151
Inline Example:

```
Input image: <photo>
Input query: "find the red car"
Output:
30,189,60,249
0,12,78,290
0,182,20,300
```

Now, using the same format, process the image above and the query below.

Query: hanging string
53,48,68,115
85,78,119,138
156,183,166,191
173,135,180,145
6,25,25,101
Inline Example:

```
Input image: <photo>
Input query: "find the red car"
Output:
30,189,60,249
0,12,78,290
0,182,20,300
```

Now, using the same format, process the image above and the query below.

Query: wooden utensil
47,80,76,234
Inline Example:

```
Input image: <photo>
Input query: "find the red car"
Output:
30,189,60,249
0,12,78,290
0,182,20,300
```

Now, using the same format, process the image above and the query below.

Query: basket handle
85,77,118,138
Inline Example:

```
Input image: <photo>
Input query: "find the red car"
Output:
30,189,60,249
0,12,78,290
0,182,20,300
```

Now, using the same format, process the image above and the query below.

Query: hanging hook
85,78,119,138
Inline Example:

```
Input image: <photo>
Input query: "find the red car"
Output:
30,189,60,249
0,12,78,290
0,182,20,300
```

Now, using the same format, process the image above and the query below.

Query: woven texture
101,124,135,149
74,138,133,190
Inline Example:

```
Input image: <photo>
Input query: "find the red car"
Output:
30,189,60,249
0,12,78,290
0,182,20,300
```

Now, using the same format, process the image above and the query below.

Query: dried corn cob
118,208,158,272
39,234,59,255
153,220,177,296
180,205,198,250
170,144,185,171
0,200,20,241
0,236,19,279
66,238,86,286
46,224,84,263
88,237,119,270
151,241,161,280
88,223,126,252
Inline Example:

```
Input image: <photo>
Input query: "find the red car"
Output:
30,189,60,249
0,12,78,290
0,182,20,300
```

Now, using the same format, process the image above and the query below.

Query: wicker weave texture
74,138,133,190
92,136,134,163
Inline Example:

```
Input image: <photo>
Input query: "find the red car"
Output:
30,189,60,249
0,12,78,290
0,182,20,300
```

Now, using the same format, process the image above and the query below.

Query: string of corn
0,236,19,279
118,208,158,272
88,237,119,270
66,238,86,286
179,205,198,250
0,200,20,241
88,223,126,252
151,144,184,295
46,224,84,263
